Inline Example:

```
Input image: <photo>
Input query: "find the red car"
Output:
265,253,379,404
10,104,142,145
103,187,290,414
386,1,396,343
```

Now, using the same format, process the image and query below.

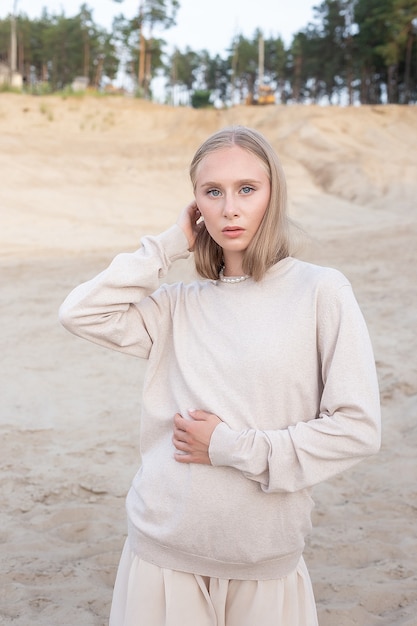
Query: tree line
0,0,416,105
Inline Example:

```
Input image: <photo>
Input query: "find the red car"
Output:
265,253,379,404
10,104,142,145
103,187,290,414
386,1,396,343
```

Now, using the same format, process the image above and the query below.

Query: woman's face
194,145,271,273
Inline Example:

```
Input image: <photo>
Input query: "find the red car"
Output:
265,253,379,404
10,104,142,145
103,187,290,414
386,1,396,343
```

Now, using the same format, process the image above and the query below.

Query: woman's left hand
176,201,203,251
173,409,221,465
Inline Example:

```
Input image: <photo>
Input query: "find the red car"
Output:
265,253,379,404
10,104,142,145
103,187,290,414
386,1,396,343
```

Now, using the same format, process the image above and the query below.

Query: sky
2,0,318,54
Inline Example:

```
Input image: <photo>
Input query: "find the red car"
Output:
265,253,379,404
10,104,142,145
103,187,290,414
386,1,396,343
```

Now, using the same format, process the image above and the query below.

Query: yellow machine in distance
246,84,275,105
257,84,275,104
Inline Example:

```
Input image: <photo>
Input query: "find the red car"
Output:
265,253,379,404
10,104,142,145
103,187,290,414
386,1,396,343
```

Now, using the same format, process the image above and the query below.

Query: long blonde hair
190,126,290,282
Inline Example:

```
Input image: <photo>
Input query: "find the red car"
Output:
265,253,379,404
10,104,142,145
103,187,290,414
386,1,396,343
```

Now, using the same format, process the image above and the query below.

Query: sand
1,93,416,625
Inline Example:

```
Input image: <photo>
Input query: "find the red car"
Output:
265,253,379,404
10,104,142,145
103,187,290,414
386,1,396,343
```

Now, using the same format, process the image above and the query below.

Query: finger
174,452,192,464
188,409,209,421
173,413,187,430
172,436,190,452
172,427,189,445
174,451,210,465
187,201,199,217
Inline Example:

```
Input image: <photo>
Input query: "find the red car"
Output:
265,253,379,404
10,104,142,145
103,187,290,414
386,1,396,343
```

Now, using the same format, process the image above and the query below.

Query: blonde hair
190,126,290,282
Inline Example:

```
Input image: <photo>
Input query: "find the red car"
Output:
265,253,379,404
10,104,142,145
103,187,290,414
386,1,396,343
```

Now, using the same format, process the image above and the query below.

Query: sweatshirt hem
127,520,303,581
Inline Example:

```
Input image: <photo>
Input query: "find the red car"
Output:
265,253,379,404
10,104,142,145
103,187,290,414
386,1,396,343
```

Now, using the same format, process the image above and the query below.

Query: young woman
59,126,381,626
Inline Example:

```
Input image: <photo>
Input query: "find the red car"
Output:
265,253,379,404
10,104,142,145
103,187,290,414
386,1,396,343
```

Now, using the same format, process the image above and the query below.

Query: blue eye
241,186,254,194
208,189,221,197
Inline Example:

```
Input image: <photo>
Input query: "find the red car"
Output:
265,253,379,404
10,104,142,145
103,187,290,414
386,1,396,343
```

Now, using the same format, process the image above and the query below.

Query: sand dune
1,93,417,625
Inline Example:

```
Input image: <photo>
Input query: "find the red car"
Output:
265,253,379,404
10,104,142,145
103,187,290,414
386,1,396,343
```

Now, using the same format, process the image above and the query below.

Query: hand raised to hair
176,201,203,251
173,409,221,465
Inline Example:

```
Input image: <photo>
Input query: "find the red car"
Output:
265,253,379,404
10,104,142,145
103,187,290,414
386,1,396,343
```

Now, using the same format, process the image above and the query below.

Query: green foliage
232,34,259,94
113,0,179,97
0,0,415,104
143,0,180,30
191,89,212,108
0,5,120,92
354,0,417,102
168,46,200,90
0,84,22,94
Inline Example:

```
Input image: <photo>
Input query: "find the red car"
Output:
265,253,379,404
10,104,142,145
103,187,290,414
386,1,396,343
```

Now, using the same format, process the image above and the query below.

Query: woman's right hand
176,201,203,251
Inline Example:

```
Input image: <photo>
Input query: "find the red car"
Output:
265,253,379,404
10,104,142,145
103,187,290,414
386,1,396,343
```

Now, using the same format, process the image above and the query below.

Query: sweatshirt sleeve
59,225,190,358
209,282,381,493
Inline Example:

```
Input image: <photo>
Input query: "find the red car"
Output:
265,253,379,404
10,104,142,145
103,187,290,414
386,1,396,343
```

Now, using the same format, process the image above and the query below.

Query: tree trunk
94,56,104,89
404,28,413,104
387,64,397,103
145,42,152,98
293,55,302,102
10,14,17,78
138,1,146,91
19,30,24,76
83,38,90,80
231,39,238,105
346,35,353,105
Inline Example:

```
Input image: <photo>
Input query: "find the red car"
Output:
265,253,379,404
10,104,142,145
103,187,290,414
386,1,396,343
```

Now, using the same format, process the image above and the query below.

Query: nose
222,194,239,218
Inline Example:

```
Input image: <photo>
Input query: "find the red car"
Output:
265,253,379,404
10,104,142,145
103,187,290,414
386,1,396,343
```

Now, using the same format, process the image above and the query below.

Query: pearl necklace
218,267,250,283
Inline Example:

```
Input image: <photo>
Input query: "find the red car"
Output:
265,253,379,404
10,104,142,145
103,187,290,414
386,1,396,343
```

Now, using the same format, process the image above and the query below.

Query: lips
222,226,245,238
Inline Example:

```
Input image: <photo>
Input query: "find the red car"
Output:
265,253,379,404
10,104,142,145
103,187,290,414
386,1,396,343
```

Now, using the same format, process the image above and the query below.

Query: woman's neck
222,252,244,277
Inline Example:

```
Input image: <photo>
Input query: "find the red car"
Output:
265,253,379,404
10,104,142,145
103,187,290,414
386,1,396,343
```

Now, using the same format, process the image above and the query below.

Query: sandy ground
1,94,416,625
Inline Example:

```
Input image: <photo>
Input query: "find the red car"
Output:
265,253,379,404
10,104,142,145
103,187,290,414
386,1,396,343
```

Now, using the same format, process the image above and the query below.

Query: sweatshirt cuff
209,422,239,467
154,224,191,263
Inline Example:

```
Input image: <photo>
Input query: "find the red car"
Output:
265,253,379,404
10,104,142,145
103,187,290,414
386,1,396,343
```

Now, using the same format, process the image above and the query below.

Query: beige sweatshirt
59,225,381,580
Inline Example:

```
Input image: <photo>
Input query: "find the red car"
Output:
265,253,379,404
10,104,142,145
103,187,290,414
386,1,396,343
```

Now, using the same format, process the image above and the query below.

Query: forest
0,0,416,105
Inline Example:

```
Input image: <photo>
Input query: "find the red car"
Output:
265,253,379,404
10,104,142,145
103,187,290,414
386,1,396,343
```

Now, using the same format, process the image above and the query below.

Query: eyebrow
198,179,262,189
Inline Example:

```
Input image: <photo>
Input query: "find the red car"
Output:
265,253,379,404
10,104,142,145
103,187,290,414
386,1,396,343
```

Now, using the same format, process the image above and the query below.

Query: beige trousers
109,540,318,626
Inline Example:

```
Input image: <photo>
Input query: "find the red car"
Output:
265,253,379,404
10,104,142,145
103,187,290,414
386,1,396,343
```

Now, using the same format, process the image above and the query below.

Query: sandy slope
1,93,417,625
